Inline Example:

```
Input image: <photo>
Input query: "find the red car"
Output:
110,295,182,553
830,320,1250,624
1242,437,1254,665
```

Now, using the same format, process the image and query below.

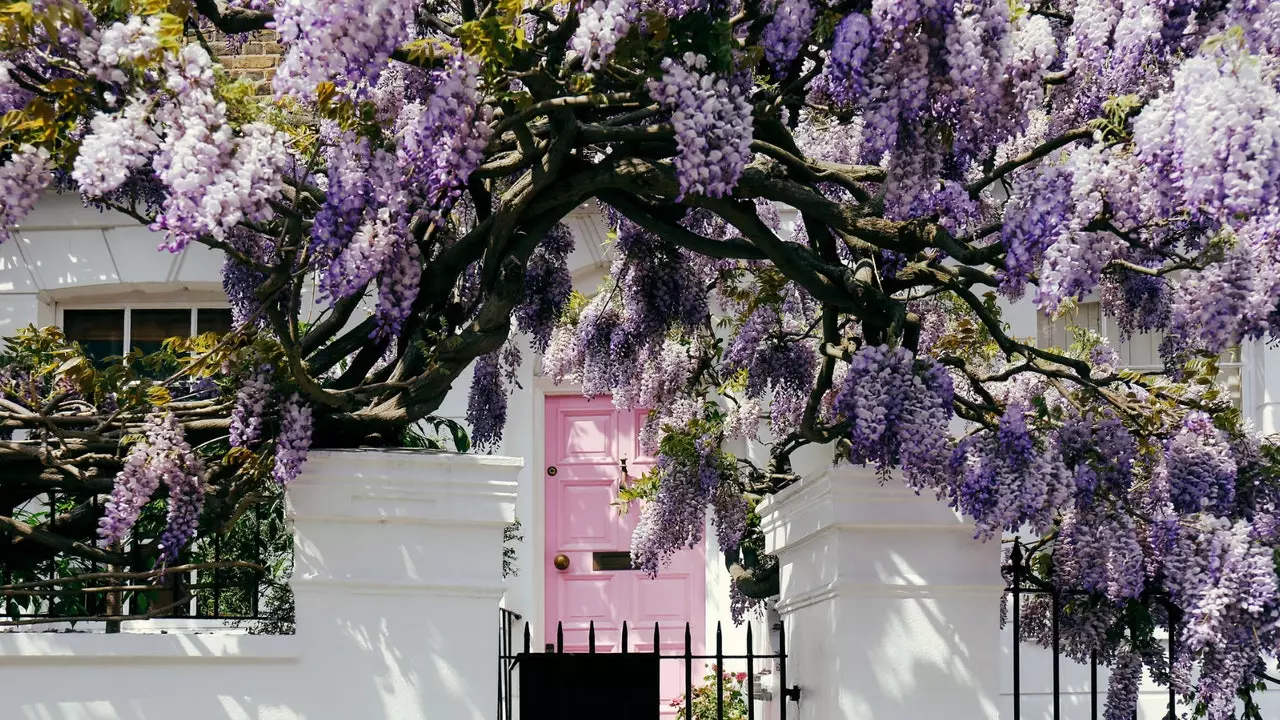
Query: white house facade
6,192,1280,720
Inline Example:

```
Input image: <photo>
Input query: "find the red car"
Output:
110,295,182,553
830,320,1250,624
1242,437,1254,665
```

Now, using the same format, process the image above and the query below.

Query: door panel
545,395,706,716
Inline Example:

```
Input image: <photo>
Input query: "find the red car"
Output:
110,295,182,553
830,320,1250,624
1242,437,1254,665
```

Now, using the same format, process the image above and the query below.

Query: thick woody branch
966,126,1094,196
600,192,769,260
0,515,126,566
193,0,274,33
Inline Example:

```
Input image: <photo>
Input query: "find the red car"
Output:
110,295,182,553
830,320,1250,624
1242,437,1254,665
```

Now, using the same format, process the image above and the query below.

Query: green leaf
443,418,471,453
146,386,171,406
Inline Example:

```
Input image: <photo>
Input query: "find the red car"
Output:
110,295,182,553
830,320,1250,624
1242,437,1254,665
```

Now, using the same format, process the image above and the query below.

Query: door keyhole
620,457,628,477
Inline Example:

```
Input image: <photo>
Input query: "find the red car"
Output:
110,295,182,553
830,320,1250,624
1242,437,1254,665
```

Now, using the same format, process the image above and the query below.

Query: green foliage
503,518,522,579
673,666,750,720
920,290,1006,364
1092,94,1143,142
209,486,296,635
560,289,593,326
401,417,472,452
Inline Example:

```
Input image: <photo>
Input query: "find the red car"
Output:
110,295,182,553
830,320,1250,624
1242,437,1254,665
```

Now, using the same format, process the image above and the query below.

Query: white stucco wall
0,450,519,720
9,196,1280,720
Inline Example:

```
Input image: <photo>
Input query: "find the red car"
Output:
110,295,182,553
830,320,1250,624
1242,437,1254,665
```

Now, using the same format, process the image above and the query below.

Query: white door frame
530,375,589,652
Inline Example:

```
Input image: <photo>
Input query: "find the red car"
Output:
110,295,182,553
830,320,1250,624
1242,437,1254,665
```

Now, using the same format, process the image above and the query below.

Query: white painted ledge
0,632,300,663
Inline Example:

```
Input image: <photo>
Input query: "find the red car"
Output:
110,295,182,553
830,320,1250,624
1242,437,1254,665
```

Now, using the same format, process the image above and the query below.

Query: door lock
553,554,570,571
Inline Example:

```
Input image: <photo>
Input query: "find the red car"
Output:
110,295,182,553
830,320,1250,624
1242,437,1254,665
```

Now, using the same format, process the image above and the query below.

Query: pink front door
544,395,706,712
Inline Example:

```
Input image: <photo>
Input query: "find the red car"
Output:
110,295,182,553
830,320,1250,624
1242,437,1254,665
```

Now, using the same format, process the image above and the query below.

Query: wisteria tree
2,0,1280,714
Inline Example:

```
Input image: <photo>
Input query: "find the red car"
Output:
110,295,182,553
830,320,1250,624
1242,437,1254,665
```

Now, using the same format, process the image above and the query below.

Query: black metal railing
498,616,797,720
498,608,521,720
1007,539,1177,720
0,489,284,628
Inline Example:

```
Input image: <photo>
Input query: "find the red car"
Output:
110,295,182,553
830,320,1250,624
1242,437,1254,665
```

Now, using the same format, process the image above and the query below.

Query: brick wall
204,30,284,92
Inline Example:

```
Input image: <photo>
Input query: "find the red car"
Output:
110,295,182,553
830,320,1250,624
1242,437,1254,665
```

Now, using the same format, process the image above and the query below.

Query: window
1037,301,1243,409
61,307,233,366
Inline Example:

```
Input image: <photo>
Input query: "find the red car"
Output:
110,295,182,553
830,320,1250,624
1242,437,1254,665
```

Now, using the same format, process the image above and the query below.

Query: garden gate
498,610,797,720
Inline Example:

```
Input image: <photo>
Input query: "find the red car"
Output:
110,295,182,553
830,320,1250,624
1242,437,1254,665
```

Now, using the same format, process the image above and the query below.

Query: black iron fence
498,608,521,720
1006,539,1176,720
0,489,285,628
498,614,797,720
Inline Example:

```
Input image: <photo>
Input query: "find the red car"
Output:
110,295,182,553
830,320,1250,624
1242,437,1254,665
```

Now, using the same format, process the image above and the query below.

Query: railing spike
685,622,694,720
716,621,725,720
747,622,755,720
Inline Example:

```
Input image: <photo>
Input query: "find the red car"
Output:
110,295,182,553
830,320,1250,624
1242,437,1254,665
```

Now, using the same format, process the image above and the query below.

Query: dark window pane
63,310,124,365
131,309,192,357
196,308,234,336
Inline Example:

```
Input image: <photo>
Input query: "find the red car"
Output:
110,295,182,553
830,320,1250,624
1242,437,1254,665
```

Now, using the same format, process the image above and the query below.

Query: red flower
735,672,748,683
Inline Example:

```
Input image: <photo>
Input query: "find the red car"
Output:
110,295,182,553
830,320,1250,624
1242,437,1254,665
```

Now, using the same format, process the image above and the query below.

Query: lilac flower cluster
728,581,764,626
571,0,635,72
1104,651,1143,720
631,428,734,575
761,0,816,73
1098,269,1170,339
1054,509,1145,602
0,61,32,114
822,13,871,107
99,411,206,562
397,54,492,230
830,344,954,490
311,133,385,254
648,53,754,200
273,393,313,486
1133,44,1280,228
221,227,275,328
515,223,576,352
1159,517,1279,719
1000,164,1072,299
1031,144,1148,313
467,349,509,452
615,238,707,345
318,165,400,301
77,15,163,84
149,47,291,252
1057,409,1137,508
0,145,53,237
1155,411,1237,515
271,0,416,100
635,339,696,411
949,402,1072,539
1167,218,1280,354
541,324,583,385
711,476,748,553
230,365,273,449
1003,15,1057,122
71,97,158,197
723,304,817,435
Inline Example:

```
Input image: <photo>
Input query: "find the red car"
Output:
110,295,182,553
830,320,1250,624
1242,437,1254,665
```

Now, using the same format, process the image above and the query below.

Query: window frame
56,301,233,358
1036,299,1253,415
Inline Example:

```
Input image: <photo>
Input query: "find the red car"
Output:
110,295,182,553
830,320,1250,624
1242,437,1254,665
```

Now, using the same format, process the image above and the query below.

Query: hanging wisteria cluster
99,411,206,563
4,0,1280,709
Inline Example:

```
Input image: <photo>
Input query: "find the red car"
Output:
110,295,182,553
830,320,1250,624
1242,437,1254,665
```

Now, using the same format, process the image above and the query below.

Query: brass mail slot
592,551,637,571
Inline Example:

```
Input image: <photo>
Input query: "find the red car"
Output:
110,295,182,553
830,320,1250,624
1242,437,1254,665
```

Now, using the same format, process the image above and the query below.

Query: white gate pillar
288,449,520,720
758,466,1003,720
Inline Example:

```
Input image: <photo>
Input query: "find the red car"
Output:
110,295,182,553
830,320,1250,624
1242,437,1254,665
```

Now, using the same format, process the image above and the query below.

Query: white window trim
1039,301,1254,420
56,302,232,355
